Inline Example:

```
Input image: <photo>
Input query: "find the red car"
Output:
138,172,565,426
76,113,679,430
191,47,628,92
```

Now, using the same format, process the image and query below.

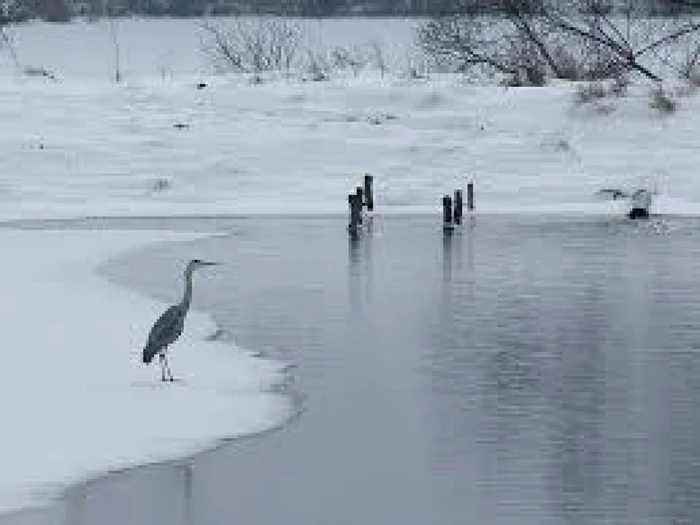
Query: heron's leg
163,354,175,382
159,353,168,382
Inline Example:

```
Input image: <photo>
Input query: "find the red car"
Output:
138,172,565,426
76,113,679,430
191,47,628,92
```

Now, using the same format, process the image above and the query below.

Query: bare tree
547,0,700,82
200,17,300,76
418,0,592,84
418,0,700,84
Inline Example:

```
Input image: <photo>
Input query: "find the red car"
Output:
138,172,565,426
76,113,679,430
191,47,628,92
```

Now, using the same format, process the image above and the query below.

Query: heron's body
142,304,187,365
141,259,218,381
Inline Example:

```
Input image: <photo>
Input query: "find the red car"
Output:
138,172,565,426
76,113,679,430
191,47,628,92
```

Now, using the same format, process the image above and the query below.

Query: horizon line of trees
2,0,700,23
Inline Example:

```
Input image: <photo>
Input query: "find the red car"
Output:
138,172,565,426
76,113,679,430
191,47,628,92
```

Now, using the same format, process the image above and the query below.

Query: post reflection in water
348,234,362,313
347,218,374,314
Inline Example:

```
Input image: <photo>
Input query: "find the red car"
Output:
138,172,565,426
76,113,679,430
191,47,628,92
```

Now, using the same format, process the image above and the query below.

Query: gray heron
142,258,218,382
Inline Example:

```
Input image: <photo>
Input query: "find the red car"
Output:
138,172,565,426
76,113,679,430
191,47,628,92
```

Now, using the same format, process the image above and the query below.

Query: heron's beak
202,261,219,266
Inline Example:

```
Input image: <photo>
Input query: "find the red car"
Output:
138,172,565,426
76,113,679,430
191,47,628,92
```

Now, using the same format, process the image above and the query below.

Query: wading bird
142,259,218,382
595,188,655,219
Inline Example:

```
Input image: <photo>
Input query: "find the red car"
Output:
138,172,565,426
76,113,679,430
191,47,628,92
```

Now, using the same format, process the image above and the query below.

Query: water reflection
440,226,459,286
545,281,607,524
424,217,700,524
664,351,700,525
348,234,362,313
347,220,374,314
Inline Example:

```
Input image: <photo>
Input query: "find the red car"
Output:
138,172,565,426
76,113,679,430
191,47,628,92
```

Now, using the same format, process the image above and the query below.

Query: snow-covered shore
0,229,290,518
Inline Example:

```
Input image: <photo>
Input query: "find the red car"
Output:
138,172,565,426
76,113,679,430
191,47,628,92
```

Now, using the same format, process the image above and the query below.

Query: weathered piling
467,182,474,211
363,174,374,212
355,187,364,225
442,195,454,233
453,189,464,225
348,194,361,237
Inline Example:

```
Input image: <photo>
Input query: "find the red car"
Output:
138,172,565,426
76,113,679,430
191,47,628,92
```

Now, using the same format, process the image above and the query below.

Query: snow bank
1,75,700,221
0,229,290,519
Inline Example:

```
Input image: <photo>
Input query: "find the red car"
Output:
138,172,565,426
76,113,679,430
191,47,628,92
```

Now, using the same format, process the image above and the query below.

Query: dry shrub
649,86,677,114
369,40,389,77
331,47,363,75
609,74,630,97
304,49,331,82
574,81,608,105
200,18,300,75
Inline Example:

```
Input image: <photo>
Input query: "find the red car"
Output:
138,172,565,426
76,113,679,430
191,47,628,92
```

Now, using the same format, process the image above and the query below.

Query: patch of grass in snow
573,81,608,105
573,77,628,105
649,85,677,115
572,81,618,115
571,76,632,116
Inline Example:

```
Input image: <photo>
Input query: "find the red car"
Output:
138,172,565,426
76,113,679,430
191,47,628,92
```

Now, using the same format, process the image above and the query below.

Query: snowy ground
0,73,698,220
0,14,699,521
0,229,290,519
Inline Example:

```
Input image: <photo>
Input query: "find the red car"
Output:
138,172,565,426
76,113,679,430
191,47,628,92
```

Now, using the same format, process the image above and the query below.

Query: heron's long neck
180,269,194,309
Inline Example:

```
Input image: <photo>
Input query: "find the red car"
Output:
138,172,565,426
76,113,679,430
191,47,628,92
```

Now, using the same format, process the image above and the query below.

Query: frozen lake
11,213,700,525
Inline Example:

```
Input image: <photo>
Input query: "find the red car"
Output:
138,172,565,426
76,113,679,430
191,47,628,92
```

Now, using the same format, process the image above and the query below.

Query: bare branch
510,11,561,77
419,1,700,84
634,21,700,58
546,15,661,80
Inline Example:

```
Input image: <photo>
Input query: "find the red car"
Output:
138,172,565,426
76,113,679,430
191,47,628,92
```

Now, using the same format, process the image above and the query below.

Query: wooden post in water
467,182,474,211
348,194,361,237
442,195,454,233
363,174,374,212
355,186,364,225
453,189,463,225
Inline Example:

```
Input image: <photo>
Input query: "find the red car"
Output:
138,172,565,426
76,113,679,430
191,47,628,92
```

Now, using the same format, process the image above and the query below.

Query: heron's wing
146,304,184,349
